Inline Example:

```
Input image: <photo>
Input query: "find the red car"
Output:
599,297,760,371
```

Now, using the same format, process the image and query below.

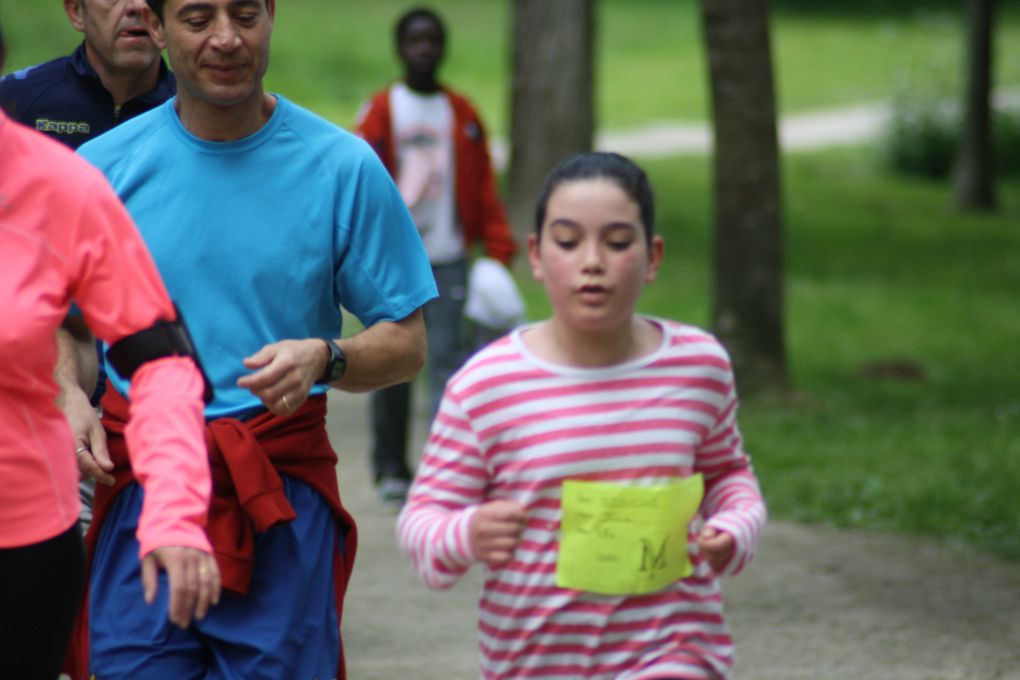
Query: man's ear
142,6,167,51
64,0,86,33
265,0,276,20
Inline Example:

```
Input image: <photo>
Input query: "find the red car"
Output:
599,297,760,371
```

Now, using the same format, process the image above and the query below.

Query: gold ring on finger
281,395,290,411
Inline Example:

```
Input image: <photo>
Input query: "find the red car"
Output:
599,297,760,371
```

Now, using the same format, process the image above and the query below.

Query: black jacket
0,42,175,150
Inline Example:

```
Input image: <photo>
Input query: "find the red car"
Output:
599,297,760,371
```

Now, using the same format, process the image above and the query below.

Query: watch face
324,339,346,382
328,355,346,380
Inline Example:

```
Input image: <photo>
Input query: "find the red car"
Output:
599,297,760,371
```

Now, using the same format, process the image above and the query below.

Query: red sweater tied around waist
65,388,358,680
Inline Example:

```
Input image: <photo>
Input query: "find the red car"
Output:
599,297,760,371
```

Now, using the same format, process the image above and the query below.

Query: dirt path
329,391,1020,680
488,88,1020,168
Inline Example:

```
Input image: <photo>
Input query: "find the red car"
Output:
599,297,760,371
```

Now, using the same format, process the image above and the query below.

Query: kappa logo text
36,118,91,135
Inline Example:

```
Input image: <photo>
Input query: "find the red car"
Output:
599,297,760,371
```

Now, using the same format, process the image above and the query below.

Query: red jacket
65,390,357,680
356,85,517,265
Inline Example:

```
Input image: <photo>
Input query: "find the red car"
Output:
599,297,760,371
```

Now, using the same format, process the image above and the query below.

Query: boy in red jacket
356,6,518,504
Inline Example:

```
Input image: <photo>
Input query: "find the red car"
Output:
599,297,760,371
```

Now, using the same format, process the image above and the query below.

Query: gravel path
488,88,1020,167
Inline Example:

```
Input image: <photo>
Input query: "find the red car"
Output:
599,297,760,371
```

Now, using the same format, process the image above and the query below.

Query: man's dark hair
145,0,166,21
534,152,656,247
146,0,270,23
394,6,445,47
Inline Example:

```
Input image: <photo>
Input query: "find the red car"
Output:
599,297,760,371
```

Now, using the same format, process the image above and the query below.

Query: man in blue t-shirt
0,0,177,535
71,0,436,678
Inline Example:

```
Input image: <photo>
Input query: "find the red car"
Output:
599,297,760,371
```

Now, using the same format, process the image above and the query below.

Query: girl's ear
644,235,665,284
528,233,544,282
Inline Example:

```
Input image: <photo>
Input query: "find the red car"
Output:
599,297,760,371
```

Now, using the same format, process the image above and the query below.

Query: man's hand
53,316,113,483
54,360,113,487
61,385,114,485
697,525,735,574
469,500,528,568
236,339,329,416
141,546,221,629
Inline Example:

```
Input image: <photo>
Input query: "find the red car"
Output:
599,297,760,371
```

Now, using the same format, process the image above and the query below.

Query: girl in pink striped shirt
398,152,766,679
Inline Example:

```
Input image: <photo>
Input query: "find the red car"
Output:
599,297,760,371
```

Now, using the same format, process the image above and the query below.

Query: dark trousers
0,523,85,679
370,259,469,482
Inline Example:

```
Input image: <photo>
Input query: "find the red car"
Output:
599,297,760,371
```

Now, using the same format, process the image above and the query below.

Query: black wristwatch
316,338,347,384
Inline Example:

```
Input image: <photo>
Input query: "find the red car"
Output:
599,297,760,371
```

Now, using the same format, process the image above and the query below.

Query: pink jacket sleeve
127,357,213,558
70,166,212,558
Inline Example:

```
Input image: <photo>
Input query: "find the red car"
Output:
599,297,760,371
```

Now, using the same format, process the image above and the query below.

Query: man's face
65,0,162,76
146,0,274,109
398,16,444,81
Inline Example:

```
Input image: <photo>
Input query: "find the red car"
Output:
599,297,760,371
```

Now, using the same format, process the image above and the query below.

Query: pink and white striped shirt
398,319,766,679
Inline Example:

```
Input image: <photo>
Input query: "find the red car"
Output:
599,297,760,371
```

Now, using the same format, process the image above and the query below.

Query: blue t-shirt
79,96,437,419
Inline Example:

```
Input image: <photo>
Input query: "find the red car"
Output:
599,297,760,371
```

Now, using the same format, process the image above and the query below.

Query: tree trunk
700,0,787,395
953,0,996,211
508,0,594,241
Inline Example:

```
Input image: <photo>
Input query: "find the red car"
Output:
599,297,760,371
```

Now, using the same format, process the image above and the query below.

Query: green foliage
879,34,959,177
884,105,1020,179
881,33,1020,180
883,103,959,179
998,111,1020,175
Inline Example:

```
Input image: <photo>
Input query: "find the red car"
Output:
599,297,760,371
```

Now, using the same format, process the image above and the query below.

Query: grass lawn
520,147,1020,561
760,149,1020,562
4,1,1020,132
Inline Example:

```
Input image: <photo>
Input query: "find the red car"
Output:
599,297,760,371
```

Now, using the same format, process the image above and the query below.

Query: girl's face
529,178,664,335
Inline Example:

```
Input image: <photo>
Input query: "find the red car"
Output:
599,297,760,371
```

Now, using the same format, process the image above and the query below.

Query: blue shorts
90,478,343,679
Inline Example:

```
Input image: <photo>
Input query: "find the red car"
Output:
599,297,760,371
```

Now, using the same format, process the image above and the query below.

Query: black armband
106,306,214,403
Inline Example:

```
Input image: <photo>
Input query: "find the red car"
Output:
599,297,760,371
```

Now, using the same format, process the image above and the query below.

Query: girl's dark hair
534,152,655,246
395,6,446,47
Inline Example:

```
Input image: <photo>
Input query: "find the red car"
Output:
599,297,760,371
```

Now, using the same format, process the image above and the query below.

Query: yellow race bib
555,475,704,595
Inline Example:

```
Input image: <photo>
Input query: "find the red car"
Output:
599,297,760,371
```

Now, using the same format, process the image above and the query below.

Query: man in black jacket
1,0,175,149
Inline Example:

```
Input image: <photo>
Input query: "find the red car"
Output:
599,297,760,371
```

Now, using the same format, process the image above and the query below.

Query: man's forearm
55,317,111,483
334,308,427,393
55,319,98,397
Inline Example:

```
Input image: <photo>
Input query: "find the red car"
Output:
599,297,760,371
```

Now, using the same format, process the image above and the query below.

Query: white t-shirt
389,82,463,264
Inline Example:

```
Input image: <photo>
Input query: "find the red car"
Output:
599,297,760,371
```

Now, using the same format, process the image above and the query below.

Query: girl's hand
698,525,735,574
469,500,528,567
